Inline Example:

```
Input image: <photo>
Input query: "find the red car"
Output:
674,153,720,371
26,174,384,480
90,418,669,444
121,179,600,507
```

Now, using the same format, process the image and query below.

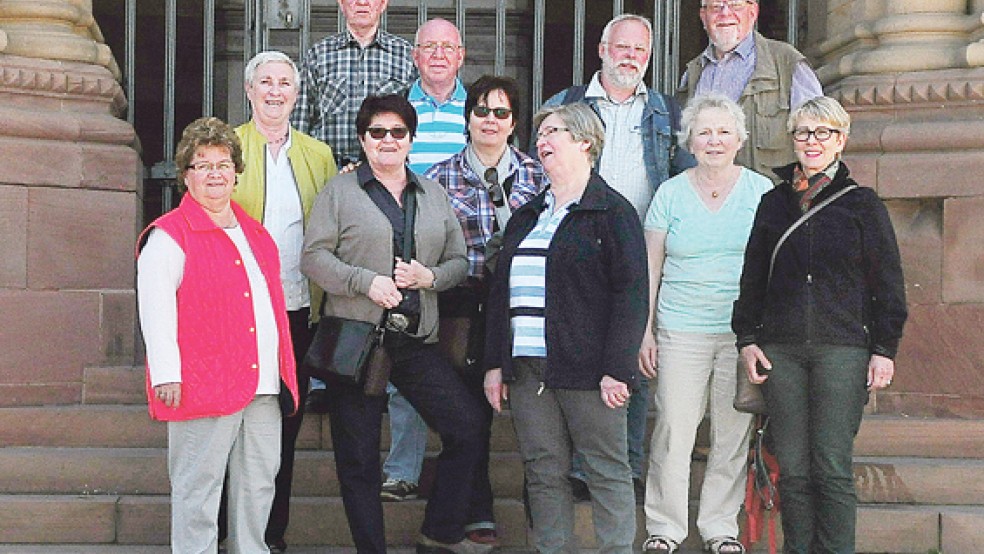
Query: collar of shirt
408,78,467,108
700,31,756,66
357,161,424,193
327,27,401,53
266,130,293,165
464,143,518,183
584,71,648,104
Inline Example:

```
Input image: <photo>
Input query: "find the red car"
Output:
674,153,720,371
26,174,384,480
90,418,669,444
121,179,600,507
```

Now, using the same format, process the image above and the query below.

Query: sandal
642,535,679,553
704,536,746,554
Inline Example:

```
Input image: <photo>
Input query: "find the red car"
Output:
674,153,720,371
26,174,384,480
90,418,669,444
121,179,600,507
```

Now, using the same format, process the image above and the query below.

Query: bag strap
767,184,857,287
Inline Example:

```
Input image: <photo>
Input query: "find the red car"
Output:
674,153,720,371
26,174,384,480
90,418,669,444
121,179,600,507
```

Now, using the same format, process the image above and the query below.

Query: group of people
135,1,908,554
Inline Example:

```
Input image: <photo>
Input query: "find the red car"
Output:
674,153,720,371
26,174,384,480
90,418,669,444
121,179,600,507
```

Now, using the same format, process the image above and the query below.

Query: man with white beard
682,0,822,182
536,12,692,505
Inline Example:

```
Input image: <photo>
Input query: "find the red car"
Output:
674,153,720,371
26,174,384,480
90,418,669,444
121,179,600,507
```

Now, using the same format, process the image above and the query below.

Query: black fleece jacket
483,173,649,389
732,162,907,358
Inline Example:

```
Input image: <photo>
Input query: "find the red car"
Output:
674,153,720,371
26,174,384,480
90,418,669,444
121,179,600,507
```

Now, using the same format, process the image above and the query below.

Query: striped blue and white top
407,79,468,175
509,191,577,358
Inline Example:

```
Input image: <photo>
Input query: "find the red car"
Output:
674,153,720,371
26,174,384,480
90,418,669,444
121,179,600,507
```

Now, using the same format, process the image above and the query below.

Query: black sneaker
380,479,419,501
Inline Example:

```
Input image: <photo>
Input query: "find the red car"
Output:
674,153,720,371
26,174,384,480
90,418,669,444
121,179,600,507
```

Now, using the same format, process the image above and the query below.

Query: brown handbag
734,357,767,414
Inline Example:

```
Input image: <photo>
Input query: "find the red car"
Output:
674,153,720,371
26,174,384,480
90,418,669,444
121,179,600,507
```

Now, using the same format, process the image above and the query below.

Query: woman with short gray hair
640,94,772,554
484,102,649,553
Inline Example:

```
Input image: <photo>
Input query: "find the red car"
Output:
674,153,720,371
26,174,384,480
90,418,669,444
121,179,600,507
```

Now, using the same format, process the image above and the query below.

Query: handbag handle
767,184,857,287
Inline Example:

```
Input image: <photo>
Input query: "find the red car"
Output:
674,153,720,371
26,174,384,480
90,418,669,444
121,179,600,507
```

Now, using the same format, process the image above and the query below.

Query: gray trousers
509,357,636,554
168,395,282,554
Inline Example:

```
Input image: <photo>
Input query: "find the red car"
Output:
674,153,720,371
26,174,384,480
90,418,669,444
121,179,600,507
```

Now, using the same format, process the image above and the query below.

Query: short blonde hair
174,117,244,186
787,96,851,137
532,103,605,164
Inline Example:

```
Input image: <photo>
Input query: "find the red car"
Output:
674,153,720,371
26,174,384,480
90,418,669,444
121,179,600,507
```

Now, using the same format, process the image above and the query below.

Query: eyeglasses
472,106,513,120
415,41,461,55
792,127,841,143
536,126,570,141
366,126,410,140
187,160,236,173
604,42,650,56
700,0,754,13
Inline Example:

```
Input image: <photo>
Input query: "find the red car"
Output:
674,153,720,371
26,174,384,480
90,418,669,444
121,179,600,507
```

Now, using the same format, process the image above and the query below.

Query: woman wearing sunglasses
733,96,907,553
423,74,547,545
301,94,490,554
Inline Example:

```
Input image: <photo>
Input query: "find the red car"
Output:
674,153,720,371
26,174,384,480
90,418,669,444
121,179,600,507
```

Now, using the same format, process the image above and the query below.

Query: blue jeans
572,375,647,481
761,343,869,554
382,384,429,484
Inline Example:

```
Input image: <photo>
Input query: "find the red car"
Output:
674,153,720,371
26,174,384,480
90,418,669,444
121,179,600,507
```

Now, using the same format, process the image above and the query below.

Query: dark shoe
266,538,288,553
416,534,494,554
569,476,590,502
380,478,419,501
305,388,330,414
465,528,498,546
633,476,645,505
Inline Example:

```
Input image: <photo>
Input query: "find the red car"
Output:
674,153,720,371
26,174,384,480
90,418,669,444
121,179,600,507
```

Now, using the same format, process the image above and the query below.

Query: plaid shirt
425,145,546,278
291,29,416,164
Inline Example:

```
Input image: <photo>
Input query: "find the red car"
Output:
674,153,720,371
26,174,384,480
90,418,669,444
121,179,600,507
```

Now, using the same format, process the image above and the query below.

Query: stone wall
810,0,984,417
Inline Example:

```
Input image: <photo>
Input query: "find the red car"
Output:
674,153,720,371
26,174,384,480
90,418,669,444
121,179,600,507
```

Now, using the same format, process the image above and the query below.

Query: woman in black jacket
483,102,648,554
732,96,907,554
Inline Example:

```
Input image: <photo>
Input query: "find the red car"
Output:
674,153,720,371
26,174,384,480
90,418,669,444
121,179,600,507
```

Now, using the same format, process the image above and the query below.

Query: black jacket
484,173,649,389
732,162,907,358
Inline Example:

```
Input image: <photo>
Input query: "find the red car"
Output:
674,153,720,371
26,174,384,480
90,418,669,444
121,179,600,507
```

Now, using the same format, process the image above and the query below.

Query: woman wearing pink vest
136,117,300,553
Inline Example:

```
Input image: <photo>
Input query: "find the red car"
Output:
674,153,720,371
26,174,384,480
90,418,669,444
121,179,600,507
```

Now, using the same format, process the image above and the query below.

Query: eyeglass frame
415,41,462,55
791,126,842,143
186,160,236,173
472,105,513,120
366,126,411,140
535,126,571,141
700,0,755,14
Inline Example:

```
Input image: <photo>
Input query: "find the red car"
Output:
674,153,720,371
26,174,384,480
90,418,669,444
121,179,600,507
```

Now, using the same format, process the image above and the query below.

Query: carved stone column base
0,53,140,407
829,69,984,417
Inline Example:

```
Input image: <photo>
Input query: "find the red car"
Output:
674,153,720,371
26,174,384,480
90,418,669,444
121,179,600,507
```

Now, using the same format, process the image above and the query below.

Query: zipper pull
537,382,545,396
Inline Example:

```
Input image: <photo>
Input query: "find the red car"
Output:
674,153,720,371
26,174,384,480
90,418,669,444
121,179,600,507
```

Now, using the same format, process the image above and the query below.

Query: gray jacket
301,170,468,343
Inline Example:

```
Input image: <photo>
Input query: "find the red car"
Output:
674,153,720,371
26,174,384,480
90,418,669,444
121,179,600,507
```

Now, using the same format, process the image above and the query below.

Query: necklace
694,167,737,200
267,131,289,146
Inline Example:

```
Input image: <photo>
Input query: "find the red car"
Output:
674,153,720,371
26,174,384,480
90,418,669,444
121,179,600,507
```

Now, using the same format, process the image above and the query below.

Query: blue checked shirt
291,29,417,164
424,145,546,278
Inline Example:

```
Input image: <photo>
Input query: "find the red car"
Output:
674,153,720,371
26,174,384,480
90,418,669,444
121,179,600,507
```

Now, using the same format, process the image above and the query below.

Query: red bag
741,415,780,554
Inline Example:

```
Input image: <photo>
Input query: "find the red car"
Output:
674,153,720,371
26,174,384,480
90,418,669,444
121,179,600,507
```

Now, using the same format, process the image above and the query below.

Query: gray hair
244,51,299,88
678,93,748,149
600,13,653,45
533,103,606,164
787,96,851,137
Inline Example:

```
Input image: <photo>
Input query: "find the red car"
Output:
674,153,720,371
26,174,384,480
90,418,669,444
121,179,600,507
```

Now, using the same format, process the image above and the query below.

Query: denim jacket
536,81,694,193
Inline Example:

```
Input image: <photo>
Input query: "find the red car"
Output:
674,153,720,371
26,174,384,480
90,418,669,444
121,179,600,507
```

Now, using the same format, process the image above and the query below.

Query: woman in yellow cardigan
231,50,337,553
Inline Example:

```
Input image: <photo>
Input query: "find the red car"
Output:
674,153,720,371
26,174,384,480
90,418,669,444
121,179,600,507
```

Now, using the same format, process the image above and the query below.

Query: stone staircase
1,366,983,553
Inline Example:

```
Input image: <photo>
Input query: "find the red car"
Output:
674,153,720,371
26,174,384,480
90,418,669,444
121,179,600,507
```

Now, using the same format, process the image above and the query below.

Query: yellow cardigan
233,120,338,320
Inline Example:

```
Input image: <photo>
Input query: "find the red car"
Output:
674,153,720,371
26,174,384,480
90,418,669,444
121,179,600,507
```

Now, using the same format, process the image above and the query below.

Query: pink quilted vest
137,194,299,422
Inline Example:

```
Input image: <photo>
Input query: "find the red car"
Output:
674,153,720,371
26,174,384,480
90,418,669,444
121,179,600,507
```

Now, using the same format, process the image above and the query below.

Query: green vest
686,32,805,183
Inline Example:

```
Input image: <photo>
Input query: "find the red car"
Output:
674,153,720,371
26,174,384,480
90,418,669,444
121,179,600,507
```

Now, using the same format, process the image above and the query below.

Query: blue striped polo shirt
407,79,467,175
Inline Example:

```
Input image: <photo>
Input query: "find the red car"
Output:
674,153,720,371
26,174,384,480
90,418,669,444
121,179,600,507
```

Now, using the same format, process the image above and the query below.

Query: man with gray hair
683,0,822,181
536,12,692,505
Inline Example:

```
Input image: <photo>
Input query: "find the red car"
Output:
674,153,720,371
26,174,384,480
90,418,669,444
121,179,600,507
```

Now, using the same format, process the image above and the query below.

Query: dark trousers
219,308,314,545
761,343,869,554
326,340,485,553
459,367,495,529
265,308,315,542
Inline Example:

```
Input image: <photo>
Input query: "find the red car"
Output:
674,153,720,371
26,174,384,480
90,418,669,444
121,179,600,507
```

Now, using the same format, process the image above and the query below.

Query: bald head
413,18,465,100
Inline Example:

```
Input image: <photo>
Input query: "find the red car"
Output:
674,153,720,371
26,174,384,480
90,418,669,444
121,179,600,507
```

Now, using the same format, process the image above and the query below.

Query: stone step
5,446,982,508
2,493,980,552
854,415,984,458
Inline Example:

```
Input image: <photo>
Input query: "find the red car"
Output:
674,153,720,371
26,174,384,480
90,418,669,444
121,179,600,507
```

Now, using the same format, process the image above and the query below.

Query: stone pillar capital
0,0,119,79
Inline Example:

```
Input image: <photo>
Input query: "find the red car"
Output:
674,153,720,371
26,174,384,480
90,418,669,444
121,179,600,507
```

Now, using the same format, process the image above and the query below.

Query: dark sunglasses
472,106,513,120
366,126,410,140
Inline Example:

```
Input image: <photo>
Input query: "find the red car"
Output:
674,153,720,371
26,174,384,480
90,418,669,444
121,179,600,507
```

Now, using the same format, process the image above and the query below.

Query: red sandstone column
0,0,141,406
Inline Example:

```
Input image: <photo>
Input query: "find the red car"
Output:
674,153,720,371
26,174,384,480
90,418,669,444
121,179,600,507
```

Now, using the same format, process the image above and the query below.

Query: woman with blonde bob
640,94,772,554
732,96,907,553
484,102,649,553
